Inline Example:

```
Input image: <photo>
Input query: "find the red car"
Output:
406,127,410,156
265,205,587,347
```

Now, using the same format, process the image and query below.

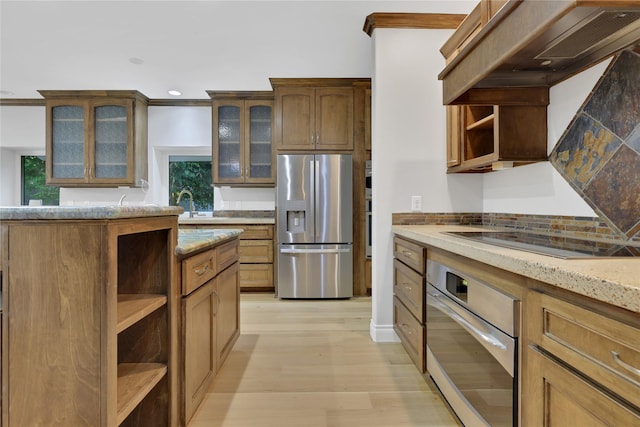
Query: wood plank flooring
188,294,461,427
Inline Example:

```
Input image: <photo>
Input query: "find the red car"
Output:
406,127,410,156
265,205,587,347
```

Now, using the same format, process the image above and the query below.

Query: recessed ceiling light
168,90,182,96
129,57,144,65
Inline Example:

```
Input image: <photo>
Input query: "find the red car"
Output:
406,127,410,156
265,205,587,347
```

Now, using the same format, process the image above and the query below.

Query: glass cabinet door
216,104,242,180
94,105,129,179
247,103,273,181
51,105,86,179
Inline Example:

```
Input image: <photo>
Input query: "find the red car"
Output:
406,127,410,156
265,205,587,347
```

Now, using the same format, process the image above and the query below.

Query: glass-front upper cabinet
210,91,274,186
40,90,149,187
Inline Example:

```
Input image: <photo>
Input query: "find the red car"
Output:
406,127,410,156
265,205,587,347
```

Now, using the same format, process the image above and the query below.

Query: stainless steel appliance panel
277,154,315,244
276,154,353,298
278,244,353,298
315,154,352,244
426,260,518,427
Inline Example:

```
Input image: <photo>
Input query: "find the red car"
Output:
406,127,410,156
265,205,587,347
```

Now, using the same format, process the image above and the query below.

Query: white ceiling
0,0,475,100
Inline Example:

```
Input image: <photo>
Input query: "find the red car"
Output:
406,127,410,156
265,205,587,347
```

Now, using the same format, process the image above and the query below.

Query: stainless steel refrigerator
276,154,353,298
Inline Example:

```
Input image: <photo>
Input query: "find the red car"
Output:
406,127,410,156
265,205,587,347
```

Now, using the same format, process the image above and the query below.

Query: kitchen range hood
439,0,640,104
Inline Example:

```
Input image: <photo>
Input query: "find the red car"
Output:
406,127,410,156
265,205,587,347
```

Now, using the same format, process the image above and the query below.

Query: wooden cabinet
446,88,549,173
271,79,358,151
216,262,240,368
523,290,640,425
392,236,427,372
186,224,274,292
182,280,217,423
2,214,178,426
208,91,274,186
179,238,240,425
39,90,148,187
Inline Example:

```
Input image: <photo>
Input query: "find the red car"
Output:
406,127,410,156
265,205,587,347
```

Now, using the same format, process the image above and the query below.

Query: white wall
481,59,611,216
370,23,482,341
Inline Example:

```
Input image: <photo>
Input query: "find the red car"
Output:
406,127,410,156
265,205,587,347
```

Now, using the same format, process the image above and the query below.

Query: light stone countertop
176,228,243,257
392,224,640,314
179,216,275,225
0,205,183,220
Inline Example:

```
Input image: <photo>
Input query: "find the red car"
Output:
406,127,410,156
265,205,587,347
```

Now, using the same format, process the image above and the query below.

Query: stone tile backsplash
550,46,640,240
392,212,636,244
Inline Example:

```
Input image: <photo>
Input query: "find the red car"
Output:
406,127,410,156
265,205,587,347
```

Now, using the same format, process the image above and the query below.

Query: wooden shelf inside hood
439,0,640,105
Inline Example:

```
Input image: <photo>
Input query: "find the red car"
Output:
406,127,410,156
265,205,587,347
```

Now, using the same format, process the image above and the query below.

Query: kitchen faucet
176,189,195,218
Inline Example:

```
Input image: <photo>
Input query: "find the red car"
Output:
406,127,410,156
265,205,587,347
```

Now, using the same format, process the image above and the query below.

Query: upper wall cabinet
446,87,549,173
208,91,274,186
439,0,640,104
39,90,148,187
271,79,365,151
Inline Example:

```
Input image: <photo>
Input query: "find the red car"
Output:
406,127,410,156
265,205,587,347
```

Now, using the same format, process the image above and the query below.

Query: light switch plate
411,195,422,212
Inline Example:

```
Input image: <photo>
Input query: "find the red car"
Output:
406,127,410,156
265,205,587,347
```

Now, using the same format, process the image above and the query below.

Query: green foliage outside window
22,156,60,205
169,156,213,212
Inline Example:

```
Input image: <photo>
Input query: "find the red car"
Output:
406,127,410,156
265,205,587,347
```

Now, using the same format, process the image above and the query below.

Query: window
169,155,213,212
21,155,59,205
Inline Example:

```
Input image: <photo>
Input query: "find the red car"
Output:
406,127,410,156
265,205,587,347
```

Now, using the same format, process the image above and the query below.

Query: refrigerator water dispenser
286,210,306,233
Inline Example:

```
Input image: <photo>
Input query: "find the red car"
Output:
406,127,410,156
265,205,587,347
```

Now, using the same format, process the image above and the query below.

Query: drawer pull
194,264,210,276
611,351,640,377
401,323,414,336
402,250,413,257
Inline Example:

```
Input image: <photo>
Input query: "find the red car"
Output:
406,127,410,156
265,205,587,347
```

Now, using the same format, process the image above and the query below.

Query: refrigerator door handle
280,248,351,254
314,159,320,240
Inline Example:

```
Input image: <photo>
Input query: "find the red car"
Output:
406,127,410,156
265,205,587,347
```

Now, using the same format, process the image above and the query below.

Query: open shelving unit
2,214,178,426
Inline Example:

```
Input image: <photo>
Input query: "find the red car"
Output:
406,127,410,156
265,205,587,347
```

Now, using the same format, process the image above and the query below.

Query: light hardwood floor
188,294,460,427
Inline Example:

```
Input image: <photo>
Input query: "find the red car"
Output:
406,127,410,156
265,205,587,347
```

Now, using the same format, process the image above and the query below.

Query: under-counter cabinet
208,91,274,186
271,78,365,151
523,290,640,426
392,236,427,372
181,224,274,292
1,211,179,426
39,90,148,186
178,237,239,425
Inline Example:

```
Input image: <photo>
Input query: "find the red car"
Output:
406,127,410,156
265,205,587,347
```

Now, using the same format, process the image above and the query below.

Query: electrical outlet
411,195,422,212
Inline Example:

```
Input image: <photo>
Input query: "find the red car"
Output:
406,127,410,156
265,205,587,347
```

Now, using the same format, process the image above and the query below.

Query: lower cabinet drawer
528,291,640,409
182,249,216,295
393,259,425,322
394,296,425,373
216,239,239,272
239,239,273,263
239,264,273,289
525,345,640,426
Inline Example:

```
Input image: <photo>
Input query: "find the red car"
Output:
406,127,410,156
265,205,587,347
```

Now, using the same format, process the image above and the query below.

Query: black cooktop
444,231,640,259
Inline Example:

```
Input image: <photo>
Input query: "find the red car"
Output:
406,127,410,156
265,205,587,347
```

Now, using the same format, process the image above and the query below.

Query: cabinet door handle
194,263,210,276
611,351,640,377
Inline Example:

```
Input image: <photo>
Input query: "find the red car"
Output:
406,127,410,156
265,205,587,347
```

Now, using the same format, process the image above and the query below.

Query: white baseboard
369,319,400,342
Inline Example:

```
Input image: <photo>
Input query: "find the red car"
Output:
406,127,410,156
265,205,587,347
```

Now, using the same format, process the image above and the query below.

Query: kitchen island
175,227,242,425
0,208,246,427
0,206,181,427
391,224,640,426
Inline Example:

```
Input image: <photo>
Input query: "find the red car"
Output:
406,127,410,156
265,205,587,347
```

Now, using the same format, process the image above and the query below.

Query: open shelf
117,294,167,334
466,113,494,131
116,363,167,425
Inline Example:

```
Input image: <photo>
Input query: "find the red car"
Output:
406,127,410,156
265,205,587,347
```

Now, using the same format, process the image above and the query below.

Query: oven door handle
427,287,515,377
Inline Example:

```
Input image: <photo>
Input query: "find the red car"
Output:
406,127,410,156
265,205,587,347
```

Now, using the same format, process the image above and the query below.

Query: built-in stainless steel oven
426,260,520,427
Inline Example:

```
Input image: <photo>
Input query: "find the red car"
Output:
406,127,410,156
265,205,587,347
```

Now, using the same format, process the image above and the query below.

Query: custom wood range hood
439,0,640,105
